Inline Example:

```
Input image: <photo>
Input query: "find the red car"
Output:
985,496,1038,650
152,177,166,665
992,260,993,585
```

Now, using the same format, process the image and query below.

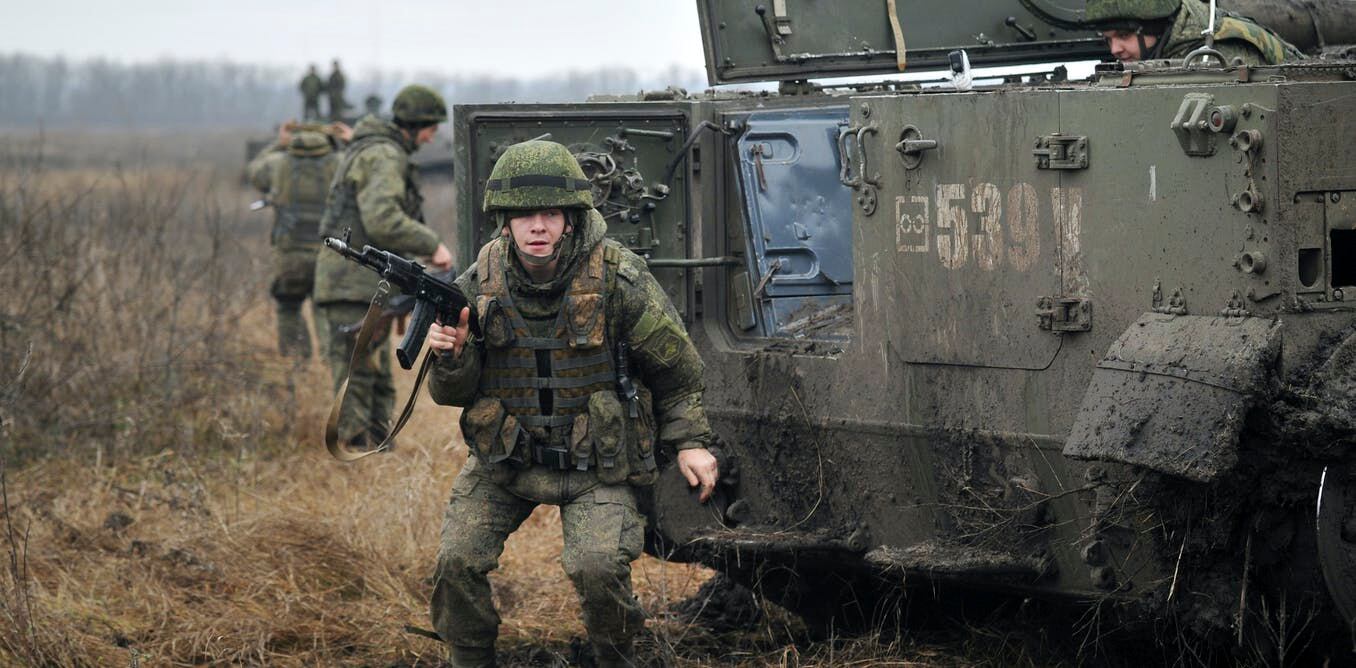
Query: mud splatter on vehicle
452,0,1356,659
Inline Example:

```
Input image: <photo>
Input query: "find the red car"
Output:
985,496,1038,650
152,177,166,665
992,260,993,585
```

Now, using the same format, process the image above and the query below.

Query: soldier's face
507,208,571,258
1102,29,1157,62
415,124,440,146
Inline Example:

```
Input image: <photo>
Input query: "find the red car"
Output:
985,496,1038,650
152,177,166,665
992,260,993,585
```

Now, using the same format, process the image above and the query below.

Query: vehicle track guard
1063,314,1281,482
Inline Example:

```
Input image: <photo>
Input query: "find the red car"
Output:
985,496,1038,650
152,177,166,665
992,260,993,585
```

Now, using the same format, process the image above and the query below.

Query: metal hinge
1036,296,1092,332
1033,134,1089,170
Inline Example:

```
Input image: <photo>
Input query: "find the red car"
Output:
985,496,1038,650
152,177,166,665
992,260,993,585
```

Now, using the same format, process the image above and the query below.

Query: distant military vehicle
451,0,1356,655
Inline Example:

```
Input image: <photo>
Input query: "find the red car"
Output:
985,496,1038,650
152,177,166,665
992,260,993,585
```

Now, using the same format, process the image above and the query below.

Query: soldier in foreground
247,121,347,358
1087,0,1298,65
424,140,720,667
299,65,325,121
327,59,349,121
314,85,453,450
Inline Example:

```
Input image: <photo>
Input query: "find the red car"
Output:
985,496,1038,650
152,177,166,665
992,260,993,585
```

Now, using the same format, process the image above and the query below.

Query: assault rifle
322,237,480,369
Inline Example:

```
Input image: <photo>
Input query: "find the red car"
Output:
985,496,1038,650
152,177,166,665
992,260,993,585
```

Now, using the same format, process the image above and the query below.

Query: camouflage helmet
1085,0,1179,25
392,84,448,125
287,129,333,157
483,140,593,213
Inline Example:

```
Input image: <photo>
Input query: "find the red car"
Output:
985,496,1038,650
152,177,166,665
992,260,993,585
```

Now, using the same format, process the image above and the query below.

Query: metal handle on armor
837,125,862,187
1183,46,1228,68
856,124,880,187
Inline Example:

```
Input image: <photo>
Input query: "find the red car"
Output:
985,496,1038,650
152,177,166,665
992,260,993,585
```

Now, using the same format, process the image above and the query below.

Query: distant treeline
0,52,708,129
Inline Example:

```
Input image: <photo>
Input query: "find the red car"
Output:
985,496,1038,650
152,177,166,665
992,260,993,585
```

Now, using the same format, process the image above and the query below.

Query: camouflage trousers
271,246,317,359
431,458,646,667
314,301,394,445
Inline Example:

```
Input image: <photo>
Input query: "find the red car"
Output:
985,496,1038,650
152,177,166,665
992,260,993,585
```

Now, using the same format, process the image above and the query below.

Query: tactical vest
272,151,337,246
317,133,424,249
476,238,617,433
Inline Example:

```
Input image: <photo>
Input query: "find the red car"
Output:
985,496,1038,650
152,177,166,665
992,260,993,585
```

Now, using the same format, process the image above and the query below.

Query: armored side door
847,90,1070,369
454,103,698,315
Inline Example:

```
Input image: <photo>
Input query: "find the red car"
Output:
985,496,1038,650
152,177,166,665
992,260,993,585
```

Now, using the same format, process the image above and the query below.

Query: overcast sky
4,0,708,78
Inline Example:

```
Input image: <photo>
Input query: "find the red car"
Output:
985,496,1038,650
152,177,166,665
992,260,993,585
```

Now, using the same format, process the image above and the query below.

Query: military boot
449,644,496,668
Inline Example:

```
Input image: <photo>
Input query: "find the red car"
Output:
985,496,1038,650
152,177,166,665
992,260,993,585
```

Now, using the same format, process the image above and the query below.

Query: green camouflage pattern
249,141,335,358
314,115,441,305
327,64,348,120
246,144,285,195
272,247,315,358
429,208,712,455
392,84,448,125
1157,0,1298,65
316,301,394,443
1084,0,1178,23
300,70,324,119
483,140,594,212
300,71,324,98
287,129,332,158
430,458,645,663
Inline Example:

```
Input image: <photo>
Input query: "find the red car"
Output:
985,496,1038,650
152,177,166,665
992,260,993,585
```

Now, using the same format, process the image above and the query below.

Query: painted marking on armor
1149,165,1157,202
894,182,1071,272
895,195,930,253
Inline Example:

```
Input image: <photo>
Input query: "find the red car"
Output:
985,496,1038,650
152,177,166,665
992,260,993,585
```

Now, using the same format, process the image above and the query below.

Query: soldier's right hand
277,120,297,147
430,243,454,271
428,307,471,359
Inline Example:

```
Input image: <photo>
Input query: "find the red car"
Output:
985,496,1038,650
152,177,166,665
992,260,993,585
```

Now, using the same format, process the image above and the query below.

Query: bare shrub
0,135,287,464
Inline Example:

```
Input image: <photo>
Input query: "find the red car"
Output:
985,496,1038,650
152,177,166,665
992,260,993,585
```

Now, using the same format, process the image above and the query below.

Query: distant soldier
299,65,325,121
364,93,383,117
1087,0,1299,65
314,85,453,450
327,59,349,121
248,122,345,358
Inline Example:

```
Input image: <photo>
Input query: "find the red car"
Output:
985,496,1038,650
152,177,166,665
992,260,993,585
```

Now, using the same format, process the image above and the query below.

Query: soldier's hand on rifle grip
430,243,453,272
677,447,720,503
428,307,472,359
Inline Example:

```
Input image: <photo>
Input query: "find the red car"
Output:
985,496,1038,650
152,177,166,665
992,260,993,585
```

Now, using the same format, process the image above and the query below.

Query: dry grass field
0,130,1058,667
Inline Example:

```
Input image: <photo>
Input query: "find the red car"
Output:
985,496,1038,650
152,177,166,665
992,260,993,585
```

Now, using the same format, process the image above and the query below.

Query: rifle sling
325,282,436,462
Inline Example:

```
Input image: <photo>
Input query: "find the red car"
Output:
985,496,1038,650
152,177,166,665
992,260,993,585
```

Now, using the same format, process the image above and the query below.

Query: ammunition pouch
569,389,658,486
460,397,527,468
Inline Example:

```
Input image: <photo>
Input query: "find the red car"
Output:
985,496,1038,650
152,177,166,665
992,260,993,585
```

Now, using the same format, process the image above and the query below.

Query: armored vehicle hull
453,0,1356,654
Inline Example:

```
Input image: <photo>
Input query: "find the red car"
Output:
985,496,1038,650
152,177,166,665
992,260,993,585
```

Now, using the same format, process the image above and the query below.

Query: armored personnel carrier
452,0,1356,654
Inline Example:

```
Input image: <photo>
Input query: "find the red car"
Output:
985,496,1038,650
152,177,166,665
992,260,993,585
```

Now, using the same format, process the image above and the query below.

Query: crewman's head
1085,0,1179,62
391,84,448,148
483,140,593,269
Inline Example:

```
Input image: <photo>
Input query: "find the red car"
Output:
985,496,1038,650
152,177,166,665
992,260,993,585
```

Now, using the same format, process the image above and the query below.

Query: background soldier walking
424,140,720,668
299,64,325,121
314,84,453,450
327,59,349,121
247,122,344,359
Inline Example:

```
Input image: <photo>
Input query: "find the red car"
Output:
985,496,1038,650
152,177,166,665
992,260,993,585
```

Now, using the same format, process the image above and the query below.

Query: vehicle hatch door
696,0,1104,84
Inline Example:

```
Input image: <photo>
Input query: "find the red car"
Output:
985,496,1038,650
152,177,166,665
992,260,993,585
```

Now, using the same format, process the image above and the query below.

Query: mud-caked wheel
1317,465,1356,626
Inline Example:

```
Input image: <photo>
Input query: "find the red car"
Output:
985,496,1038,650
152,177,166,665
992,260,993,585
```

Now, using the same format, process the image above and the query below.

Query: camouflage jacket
248,141,338,250
429,210,713,453
1156,0,1299,66
246,143,285,195
314,115,441,304
300,73,324,99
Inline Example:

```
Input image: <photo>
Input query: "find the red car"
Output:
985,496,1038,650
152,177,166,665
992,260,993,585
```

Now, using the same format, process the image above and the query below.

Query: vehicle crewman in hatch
423,140,720,667
1087,0,1299,65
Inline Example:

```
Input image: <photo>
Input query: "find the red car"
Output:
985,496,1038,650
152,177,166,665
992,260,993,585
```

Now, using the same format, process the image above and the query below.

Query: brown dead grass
0,130,1020,667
